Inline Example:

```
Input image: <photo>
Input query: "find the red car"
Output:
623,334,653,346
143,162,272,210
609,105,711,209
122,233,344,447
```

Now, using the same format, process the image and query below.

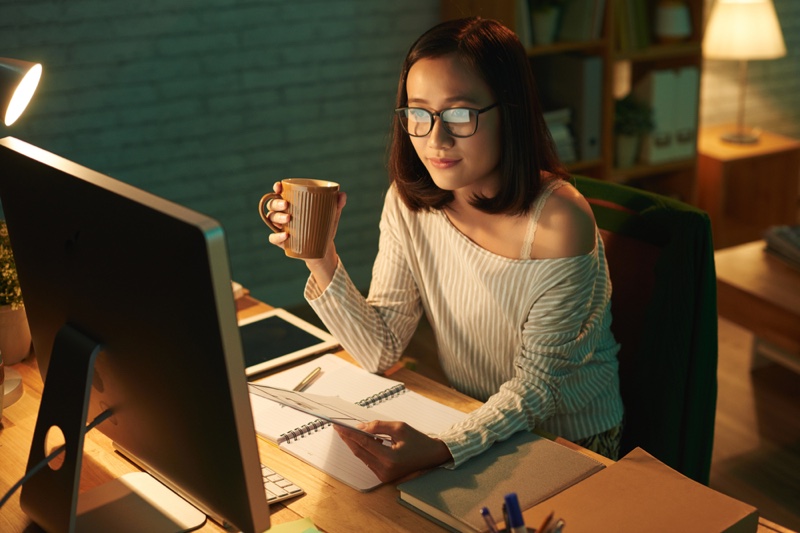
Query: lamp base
721,130,760,144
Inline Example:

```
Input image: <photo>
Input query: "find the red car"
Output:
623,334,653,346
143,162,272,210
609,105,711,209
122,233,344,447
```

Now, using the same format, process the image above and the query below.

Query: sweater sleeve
305,187,424,373
436,247,616,467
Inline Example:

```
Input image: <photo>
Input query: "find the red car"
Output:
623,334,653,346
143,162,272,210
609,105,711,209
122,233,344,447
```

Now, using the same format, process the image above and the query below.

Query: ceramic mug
259,178,339,259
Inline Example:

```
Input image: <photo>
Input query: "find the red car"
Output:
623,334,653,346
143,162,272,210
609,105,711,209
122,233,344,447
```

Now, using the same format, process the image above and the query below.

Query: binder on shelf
673,66,700,159
537,54,602,161
634,69,678,163
634,66,700,164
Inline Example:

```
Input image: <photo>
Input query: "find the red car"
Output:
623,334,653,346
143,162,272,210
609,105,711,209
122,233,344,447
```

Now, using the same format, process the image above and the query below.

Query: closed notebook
397,431,605,533
248,354,468,492
521,447,758,533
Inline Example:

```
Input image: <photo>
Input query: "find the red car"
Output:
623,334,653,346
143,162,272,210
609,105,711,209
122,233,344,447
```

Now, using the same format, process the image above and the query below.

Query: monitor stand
19,324,206,533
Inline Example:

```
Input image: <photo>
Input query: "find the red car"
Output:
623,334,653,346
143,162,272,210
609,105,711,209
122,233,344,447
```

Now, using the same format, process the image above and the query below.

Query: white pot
616,134,641,168
0,305,32,365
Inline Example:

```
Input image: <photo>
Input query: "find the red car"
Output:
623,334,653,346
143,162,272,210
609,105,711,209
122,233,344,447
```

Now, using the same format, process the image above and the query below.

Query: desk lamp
702,0,786,144
0,57,42,410
1,57,43,127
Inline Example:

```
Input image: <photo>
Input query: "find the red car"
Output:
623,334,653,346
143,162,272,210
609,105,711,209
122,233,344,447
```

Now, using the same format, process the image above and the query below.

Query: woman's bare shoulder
531,181,596,259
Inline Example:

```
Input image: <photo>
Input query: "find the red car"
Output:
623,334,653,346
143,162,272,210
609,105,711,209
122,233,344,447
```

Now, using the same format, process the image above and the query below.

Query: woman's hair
388,17,568,215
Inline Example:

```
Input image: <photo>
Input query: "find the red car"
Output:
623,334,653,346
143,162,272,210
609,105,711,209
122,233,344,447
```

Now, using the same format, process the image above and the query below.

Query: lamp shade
0,57,43,127
703,0,786,60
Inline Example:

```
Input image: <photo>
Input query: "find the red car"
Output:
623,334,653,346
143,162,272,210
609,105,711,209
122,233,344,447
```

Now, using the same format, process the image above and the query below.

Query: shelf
566,158,604,173
526,39,607,57
611,158,696,182
614,42,702,62
441,0,704,202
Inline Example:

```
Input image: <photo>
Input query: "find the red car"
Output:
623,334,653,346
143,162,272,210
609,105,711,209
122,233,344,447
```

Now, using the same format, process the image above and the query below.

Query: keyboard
261,464,304,503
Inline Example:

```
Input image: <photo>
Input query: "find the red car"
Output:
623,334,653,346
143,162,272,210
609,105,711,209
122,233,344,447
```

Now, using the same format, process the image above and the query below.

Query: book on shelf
248,353,468,491
558,0,606,42
397,430,605,533
615,0,651,52
764,224,800,270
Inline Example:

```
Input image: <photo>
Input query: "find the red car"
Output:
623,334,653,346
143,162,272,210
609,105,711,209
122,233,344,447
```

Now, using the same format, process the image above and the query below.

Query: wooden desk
0,296,785,532
697,125,800,249
0,297,496,532
715,241,800,374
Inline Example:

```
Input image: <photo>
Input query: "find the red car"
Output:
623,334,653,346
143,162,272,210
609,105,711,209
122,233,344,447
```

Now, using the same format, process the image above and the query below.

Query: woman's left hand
333,420,453,483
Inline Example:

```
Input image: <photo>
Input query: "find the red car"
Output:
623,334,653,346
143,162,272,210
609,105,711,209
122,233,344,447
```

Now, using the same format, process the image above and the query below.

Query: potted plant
530,0,565,45
0,220,31,365
614,94,654,167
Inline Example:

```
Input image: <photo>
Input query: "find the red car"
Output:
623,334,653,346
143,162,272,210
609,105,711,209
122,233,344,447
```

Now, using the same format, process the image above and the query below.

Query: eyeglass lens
399,108,477,137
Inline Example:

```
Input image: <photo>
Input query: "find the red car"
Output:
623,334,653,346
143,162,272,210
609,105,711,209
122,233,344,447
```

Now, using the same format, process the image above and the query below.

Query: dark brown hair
388,17,567,215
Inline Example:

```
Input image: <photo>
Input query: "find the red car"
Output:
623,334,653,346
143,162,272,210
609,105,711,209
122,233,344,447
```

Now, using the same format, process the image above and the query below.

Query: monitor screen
0,136,270,532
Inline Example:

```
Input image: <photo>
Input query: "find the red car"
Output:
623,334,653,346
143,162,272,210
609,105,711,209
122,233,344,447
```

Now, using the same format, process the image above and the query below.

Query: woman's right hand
264,181,291,250
265,181,347,290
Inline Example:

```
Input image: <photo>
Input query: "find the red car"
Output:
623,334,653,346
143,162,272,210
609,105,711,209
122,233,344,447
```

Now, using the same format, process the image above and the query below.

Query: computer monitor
0,136,271,532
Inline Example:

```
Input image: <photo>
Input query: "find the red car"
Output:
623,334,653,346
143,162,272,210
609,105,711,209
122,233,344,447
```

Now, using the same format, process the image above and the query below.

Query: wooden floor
713,317,800,531
289,304,800,530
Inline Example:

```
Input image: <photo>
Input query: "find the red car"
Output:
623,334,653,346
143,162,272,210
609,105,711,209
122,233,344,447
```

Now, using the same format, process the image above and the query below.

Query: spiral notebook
248,354,469,491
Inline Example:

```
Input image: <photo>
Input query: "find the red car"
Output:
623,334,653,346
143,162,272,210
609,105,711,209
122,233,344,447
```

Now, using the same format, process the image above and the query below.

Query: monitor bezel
0,136,270,532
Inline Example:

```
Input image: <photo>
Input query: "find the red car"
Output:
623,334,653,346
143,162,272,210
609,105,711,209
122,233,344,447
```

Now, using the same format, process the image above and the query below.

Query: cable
0,408,113,509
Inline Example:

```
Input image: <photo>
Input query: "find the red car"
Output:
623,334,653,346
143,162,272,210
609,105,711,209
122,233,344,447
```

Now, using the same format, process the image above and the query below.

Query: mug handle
258,192,283,233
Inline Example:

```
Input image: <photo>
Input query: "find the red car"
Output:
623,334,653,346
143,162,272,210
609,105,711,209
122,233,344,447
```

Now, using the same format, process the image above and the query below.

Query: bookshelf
441,0,705,202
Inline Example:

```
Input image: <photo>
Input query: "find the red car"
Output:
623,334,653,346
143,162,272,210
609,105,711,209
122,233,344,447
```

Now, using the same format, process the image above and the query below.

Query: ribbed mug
259,178,339,259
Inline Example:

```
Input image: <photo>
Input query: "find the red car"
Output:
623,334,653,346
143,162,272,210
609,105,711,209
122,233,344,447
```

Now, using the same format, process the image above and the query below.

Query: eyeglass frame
394,102,500,138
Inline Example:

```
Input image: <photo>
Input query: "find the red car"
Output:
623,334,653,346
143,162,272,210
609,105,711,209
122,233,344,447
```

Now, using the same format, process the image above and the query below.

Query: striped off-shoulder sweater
305,180,624,467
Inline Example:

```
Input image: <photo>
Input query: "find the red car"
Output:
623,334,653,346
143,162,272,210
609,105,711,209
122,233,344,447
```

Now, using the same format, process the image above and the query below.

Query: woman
264,17,623,483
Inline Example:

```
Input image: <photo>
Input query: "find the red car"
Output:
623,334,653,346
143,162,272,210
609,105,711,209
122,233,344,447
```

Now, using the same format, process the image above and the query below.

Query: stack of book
544,107,577,163
764,225,800,270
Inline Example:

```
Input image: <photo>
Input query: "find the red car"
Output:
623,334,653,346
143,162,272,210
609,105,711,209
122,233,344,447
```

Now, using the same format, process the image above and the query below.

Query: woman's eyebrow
406,95,482,106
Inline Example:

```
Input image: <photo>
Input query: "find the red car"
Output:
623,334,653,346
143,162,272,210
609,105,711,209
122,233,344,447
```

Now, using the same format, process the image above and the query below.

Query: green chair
573,175,718,485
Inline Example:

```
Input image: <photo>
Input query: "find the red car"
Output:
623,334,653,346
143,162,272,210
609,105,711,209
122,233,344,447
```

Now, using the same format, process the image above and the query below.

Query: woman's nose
427,117,454,149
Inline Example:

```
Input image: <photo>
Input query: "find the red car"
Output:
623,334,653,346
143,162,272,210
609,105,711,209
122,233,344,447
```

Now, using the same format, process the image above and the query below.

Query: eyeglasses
395,103,498,138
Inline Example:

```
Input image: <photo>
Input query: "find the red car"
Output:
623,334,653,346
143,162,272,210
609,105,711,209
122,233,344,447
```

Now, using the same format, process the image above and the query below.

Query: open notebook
248,354,469,491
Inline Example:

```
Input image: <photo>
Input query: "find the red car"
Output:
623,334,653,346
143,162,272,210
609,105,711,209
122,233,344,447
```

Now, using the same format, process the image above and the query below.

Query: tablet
238,308,339,377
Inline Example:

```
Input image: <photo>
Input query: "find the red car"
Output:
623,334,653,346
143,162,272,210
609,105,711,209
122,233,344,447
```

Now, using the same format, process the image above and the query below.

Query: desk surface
0,297,786,532
715,240,800,354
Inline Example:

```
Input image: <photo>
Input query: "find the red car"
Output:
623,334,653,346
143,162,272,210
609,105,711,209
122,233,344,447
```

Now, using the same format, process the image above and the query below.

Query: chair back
574,175,718,484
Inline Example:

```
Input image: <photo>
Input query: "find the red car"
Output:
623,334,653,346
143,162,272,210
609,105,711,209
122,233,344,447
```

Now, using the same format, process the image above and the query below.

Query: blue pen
480,506,499,533
504,493,526,533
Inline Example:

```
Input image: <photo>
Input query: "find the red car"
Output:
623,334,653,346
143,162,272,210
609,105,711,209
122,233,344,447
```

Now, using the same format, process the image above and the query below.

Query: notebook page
249,354,402,442
253,353,401,401
279,426,382,492
366,390,468,436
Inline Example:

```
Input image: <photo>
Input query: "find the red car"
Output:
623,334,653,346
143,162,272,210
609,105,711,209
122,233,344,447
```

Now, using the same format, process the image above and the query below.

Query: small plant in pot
0,220,32,365
614,94,654,167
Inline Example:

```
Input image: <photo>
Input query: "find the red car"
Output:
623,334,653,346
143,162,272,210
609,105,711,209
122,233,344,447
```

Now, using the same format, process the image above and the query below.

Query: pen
503,493,526,533
480,507,499,533
293,367,321,392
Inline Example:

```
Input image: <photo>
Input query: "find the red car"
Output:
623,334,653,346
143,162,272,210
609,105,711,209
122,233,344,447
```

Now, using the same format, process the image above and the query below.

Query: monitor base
76,472,206,532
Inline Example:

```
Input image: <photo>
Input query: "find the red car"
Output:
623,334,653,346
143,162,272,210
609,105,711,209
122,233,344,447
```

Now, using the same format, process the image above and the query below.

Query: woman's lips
428,157,459,169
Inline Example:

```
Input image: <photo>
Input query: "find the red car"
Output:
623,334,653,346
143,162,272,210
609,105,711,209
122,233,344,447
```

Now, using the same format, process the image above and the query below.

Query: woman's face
405,54,501,199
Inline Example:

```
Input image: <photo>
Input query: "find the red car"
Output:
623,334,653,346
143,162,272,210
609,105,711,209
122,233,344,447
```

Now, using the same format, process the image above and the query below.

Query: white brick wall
701,0,800,139
0,0,439,307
